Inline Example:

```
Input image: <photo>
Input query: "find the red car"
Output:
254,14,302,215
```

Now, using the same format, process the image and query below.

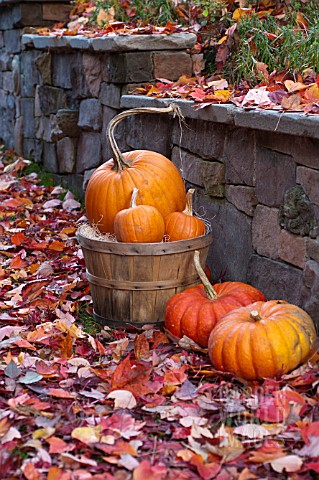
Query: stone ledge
121,95,319,139
22,32,197,52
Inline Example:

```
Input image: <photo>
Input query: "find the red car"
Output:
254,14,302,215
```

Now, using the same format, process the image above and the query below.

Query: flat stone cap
22,32,197,52
121,94,319,140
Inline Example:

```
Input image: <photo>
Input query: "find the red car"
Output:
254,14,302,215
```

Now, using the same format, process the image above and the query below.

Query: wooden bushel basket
77,225,212,328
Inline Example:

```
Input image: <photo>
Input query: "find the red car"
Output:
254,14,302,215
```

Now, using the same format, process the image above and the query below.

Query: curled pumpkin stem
194,250,218,300
130,187,139,208
107,104,185,172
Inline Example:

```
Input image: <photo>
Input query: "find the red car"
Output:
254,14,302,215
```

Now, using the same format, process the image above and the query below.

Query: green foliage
224,1,319,84
77,303,101,335
23,162,56,188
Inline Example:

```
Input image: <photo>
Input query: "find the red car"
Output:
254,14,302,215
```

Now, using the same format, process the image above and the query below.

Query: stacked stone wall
0,1,71,149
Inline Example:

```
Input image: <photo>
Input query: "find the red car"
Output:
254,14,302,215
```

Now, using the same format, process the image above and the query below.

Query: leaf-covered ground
1,146,319,480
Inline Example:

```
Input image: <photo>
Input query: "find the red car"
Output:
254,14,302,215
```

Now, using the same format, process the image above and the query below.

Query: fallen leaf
107,390,137,409
270,455,303,473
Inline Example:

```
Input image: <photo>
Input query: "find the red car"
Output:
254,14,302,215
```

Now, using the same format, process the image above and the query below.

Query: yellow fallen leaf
96,7,115,27
32,427,55,439
233,8,252,21
282,93,301,110
214,89,231,101
71,425,101,445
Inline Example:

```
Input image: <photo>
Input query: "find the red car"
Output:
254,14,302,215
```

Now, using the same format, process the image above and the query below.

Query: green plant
77,303,101,335
22,162,56,188
224,2,319,84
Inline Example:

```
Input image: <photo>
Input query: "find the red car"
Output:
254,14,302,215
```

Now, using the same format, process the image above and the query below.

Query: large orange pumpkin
85,106,186,234
165,188,206,241
165,251,266,347
114,188,165,243
208,300,317,380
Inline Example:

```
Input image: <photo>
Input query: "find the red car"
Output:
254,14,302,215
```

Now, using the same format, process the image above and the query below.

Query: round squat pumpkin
114,188,165,243
85,106,186,234
165,188,206,241
165,251,266,347
208,300,317,380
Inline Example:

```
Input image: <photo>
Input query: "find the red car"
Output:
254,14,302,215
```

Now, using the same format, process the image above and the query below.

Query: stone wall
4,28,196,196
0,0,71,149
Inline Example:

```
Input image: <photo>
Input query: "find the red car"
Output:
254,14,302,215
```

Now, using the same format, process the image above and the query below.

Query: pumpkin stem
130,188,139,208
250,310,262,321
106,104,184,172
183,188,195,216
194,250,218,300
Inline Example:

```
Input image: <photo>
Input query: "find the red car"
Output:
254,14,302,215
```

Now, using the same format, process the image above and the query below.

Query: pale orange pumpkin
85,106,186,234
208,300,317,380
164,188,206,241
114,188,165,243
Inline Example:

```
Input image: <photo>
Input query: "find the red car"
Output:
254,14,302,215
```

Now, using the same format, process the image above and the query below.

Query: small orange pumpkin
165,251,266,347
208,300,317,380
114,188,165,243
164,188,206,241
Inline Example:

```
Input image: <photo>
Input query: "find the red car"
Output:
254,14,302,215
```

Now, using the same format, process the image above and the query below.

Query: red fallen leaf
46,436,75,454
299,421,319,444
248,440,286,463
152,330,169,349
133,460,167,480
164,365,188,386
255,396,286,422
28,239,49,250
49,240,65,251
10,254,28,269
23,462,45,480
11,231,26,246
95,339,107,355
189,454,221,480
110,438,138,456
134,333,150,360
47,466,64,480
3,197,30,208
306,463,319,474
189,88,206,102
47,388,76,399
36,360,60,377
111,354,152,396
49,332,73,359
21,280,49,302
13,339,36,350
